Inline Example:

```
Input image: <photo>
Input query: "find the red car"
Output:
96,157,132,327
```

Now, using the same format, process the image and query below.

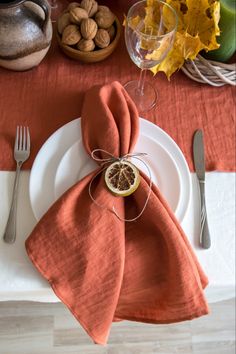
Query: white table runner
0,171,235,303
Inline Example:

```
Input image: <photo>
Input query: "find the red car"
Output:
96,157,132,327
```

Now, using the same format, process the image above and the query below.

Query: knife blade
193,130,205,181
193,130,211,249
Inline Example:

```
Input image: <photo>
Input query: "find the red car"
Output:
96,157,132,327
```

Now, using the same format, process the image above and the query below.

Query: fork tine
23,126,26,151
27,127,30,151
14,126,19,151
19,126,23,150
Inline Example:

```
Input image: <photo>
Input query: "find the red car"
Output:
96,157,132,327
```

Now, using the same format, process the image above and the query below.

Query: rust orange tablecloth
26,82,209,345
0,1,235,172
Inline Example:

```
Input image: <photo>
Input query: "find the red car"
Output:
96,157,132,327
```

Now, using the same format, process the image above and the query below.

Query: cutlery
3,126,30,244
193,129,211,249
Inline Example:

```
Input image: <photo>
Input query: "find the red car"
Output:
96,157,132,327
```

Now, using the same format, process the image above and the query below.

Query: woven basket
181,54,236,87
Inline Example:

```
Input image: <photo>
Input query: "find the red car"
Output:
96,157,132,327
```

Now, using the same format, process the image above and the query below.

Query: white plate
30,118,191,222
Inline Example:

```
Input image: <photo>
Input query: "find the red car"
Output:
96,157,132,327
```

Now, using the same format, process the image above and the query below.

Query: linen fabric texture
0,27,235,173
26,82,209,344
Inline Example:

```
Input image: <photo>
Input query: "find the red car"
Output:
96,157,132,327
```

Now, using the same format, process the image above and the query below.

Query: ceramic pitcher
0,0,52,71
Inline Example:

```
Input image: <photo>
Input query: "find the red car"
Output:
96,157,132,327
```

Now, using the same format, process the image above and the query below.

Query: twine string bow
88,149,153,222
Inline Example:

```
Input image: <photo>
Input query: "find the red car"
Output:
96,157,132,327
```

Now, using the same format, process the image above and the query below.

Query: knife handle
199,180,211,249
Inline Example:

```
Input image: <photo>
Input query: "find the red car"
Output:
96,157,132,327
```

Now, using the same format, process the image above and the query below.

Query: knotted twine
89,149,153,222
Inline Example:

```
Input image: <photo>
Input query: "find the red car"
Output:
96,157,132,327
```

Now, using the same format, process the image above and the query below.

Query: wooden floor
0,298,235,354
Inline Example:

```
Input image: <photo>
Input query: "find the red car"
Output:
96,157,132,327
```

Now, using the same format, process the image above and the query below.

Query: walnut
57,12,71,35
97,5,110,12
80,18,98,40
70,7,88,24
95,10,115,29
80,0,98,17
62,25,81,45
107,24,116,41
77,39,95,51
67,2,80,11
94,29,110,48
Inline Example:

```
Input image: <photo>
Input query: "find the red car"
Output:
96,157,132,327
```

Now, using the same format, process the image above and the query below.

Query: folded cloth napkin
26,81,209,345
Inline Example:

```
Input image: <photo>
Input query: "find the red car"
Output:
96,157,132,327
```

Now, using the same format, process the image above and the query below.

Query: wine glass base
124,80,157,113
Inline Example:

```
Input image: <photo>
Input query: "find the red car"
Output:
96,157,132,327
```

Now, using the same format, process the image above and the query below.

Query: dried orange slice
104,161,140,196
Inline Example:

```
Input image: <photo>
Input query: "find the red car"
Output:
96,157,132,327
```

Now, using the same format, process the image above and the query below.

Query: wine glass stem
138,69,147,96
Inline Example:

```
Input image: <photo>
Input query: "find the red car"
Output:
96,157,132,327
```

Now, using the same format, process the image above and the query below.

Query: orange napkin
26,81,209,345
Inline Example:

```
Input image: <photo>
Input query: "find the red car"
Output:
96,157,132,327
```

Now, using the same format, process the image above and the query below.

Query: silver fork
3,126,30,244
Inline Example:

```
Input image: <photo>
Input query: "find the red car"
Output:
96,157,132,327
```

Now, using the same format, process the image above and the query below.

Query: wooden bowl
56,17,121,63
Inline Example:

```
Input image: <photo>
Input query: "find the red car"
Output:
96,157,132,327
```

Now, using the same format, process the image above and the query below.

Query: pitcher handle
29,0,51,33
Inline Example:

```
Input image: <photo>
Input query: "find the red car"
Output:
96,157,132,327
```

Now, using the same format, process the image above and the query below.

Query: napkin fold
26,81,209,345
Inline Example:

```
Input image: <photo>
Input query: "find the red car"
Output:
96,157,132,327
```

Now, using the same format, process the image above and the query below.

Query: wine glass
124,0,178,112
49,0,68,22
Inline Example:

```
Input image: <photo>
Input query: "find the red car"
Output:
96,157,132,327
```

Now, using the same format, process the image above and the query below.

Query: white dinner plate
29,118,191,222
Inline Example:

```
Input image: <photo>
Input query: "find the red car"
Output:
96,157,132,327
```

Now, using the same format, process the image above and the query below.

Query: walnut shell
77,38,95,51
80,0,98,17
67,2,80,11
94,29,110,48
80,18,98,40
62,25,81,45
57,12,71,35
97,5,110,12
95,10,115,29
107,24,115,41
70,7,88,24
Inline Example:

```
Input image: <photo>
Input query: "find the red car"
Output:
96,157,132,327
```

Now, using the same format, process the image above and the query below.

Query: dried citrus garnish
104,161,140,196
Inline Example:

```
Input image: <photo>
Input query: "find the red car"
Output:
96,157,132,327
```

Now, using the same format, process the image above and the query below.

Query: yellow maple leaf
183,0,220,49
150,0,220,78
150,31,204,79
144,0,162,32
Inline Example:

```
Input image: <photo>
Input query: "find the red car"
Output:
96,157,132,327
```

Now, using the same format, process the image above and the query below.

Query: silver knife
193,130,211,249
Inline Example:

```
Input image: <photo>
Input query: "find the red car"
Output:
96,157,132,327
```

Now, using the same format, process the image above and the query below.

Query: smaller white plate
54,134,181,215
